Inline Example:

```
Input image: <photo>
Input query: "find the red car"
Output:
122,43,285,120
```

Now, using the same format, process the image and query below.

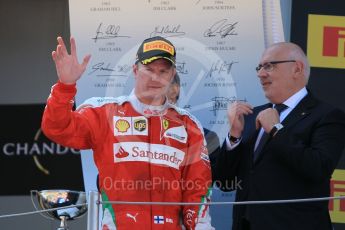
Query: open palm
52,37,91,84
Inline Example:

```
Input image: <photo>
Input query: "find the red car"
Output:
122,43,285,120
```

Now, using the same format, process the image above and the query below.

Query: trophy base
57,216,69,230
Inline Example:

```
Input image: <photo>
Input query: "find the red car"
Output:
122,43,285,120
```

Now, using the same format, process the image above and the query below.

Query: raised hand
227,101,253,138
52,37,91,85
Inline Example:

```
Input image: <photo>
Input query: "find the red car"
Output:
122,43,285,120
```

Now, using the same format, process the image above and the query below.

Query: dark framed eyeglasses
255,60,296,72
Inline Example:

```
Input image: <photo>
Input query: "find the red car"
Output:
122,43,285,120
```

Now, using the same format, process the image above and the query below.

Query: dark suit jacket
213,93,345,230
204,128,220,179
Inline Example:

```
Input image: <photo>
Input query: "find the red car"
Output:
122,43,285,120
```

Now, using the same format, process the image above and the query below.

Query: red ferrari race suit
41,82,213,230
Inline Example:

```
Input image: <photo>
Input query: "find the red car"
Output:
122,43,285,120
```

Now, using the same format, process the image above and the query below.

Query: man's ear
173,84,180,96
169,84,180,104
133,64,139,78
172,68,177,79
294,61,304,75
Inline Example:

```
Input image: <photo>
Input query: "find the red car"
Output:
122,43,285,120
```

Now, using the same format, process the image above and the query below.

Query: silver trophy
31,190,87,230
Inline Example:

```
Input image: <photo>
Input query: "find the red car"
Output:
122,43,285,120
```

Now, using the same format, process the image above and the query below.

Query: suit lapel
281,93,317,128
253,93,317,164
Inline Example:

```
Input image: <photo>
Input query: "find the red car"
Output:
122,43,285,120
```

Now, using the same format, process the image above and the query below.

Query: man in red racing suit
42,36,213,230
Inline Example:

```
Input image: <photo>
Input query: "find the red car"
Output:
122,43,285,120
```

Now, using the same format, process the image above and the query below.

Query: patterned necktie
253,103,288,162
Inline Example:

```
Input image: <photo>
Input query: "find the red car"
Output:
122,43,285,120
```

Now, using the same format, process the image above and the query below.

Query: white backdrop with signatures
69,0,284,228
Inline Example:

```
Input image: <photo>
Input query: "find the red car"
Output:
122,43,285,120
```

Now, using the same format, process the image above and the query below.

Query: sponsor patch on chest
113,142,185,169
163,126,188,143
113,116,148,136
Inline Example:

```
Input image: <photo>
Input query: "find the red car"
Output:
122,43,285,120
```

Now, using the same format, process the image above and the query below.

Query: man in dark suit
213,42,345,230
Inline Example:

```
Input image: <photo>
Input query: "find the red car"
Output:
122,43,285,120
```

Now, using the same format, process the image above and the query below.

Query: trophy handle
30,190,39,211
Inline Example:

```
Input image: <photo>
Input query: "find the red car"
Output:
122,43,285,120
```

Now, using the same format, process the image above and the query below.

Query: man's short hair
172,73,180,86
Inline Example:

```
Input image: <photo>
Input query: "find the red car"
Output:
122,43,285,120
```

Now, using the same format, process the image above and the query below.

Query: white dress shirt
226,87,308,150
